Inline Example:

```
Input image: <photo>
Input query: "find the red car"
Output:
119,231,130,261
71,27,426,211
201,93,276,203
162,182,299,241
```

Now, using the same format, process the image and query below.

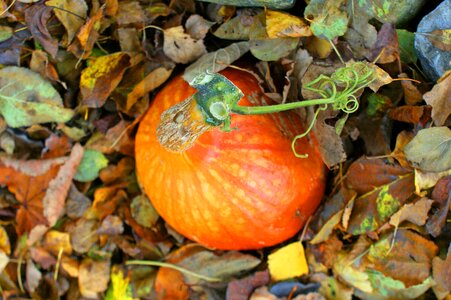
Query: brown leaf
30,50,62,84
185,14,214,40
368,23,399,65
87,120,135,156
426,29,451,52
388,105,430,124
163,26,207,64
24,3,58,58
226,270,270,300
43,230,73,256
78,258,111,298
66,184,90,219
26,259,42,294
46,0,88,45
426,176,451,237
363,229,438,287
97,215,124,235
42,134,73,159
99,157,134,184
29,246,56,269
399,74,422,105
68,7,104,59
116,1,145,25
423,70,451,126
67,218,99,254
43,144,84,226
0,156,67,234
389,197,434,227
432,245,451,299
92,185,127,220
80,52,131,108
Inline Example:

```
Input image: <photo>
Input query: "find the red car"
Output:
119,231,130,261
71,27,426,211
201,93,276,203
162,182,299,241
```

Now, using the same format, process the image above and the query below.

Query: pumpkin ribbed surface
135,68,326,250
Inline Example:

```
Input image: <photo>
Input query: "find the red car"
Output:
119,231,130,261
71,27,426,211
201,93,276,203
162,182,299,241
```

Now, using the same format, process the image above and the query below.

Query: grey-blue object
196,0,295,9
269,282,320,297
414,0,451,82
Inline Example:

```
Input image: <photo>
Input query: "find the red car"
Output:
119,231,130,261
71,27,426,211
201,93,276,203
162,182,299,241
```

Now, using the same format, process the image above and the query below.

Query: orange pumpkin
135,68,326,250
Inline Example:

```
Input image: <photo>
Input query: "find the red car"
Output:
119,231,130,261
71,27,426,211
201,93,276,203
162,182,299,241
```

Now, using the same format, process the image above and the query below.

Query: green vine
157,61,376,156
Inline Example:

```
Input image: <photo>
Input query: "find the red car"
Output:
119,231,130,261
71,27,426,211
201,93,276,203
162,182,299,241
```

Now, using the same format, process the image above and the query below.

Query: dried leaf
0,25,13,42
304,0,348,40
0,67,74,128
399,73,422,105
432,245,451,299
130,195,159,228
214,12,256,40
389,197,434,227
368,23,399,64
404,126,451,172
43,230,73,256
163,26,207,64
74,149,108,182
155,267,189,299
24,3,58,58
414,169,451,194
423,70,451,126
183,41,250,83
46,0,88,45
268,242,309,281
97,215,124,236
426,176,451,237
126,67,173,111
185,14,214,40
68,218,99,253
345,158,415,234
226,270,270,300
388,105,428,124
99,157,134,184
26,259,42,294
79,258,111,298
43,143,84,226
68,7,104,59
80,52,131,108
0,226,10,255
265,10,311,38
426,29,451,52
116,1,145,25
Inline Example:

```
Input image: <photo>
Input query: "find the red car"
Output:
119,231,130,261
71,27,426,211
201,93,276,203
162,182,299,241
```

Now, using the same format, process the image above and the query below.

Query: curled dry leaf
24,3,58,58
185,14,214,40
226,270,270,300
426,176,451,237
265,10,312,38
389,197,434,227
79,258,111,298
432,245,451,299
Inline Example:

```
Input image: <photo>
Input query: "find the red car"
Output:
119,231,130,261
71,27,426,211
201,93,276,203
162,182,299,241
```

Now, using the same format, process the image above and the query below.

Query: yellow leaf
268,242,309,281
266,10,312,38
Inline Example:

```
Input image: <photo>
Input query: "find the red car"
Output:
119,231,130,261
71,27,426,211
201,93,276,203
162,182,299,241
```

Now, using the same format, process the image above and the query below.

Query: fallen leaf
163,26,207,64
0,67,74,128
268,242,309,281
399,73,422,105
97,215,124,236
43,230,73,256
367,63,393,92
249,13,300,61
423,70,450,126
68,7,104,59
68,218,99,253
99,157,134,184
46,0,88,45
43,143,84,226
214,12,256,40
404,126,451,172
126,67,173,111
0,25,13,42
414,169,451,194
116,1,145,25
426,176,451,237
66,184,91,219
265,10,312,38
105,266,133,300
26,259,42,294
80,52,131,108
318,276,353,300
388,105,428,124
396,29,417,64
183,41,250,83
185,14,214,40
432,245,451,299
130,195,159,228
79,258,111,298
24,3,58,58
368,23,399,64
226,270,270,300
0,226,10,255
364,229,438,287
86,120,135,156
74,149,108,182
304,0,348,40
426,29,451,52
155,266,189,299
345,157,415,235
389,197,433,227
92,185,127,220
29,50,62,85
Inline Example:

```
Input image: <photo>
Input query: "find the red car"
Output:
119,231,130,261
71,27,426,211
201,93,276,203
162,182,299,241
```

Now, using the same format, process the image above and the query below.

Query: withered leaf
68,7,104,59
265,10,312,38
426,29,451,52
26,259,42,294
389,197,433,227
163,26,207,64
388,105,429,124
368,23,399,64
46,0,88,45
24,3,58,58
80,52,131,108
432,245,451,299
426,176,451,237
0,156,66,234
185,14,214,40
79,258,111,298
226,270,270,300
404,126,451,172
423,70,450,126
68,218,99,254
304,0,348,40
214,12,255,40
43,230,73,256
116,1,145,25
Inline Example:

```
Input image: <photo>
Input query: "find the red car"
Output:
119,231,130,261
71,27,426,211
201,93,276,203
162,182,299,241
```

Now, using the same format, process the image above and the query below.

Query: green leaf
397,29,417,64
0,26,13,43
0,67,74,128
404,127,451,172
304,0,348,40
74,149,109,182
